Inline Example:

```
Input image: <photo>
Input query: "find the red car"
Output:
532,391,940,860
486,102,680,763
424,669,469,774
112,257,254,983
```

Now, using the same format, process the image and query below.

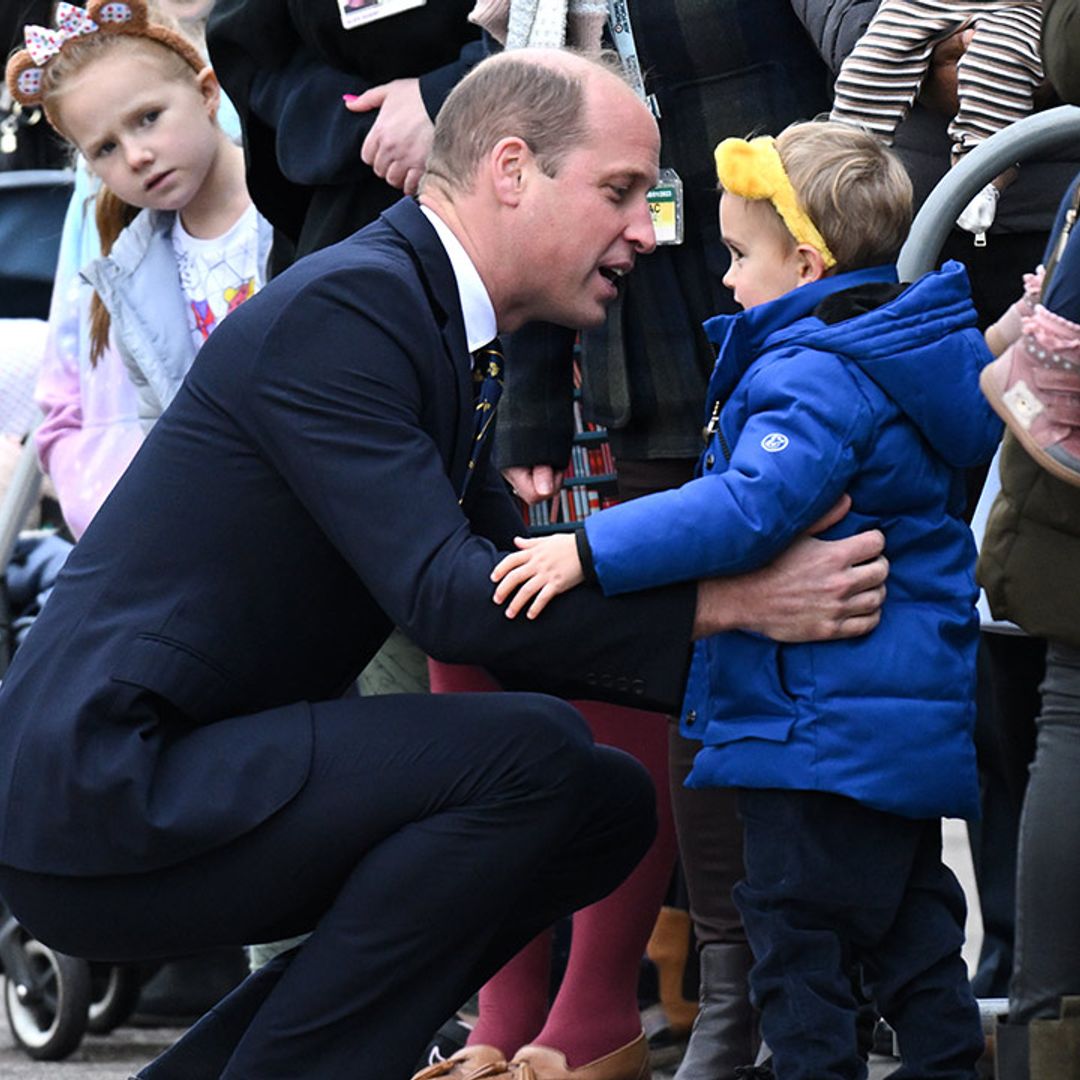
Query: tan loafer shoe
411,1044,514,1079
509,1032,650,1080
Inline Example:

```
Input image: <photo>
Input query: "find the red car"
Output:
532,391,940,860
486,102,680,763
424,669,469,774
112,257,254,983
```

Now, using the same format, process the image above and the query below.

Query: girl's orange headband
715,136,837,270
6,0,205,109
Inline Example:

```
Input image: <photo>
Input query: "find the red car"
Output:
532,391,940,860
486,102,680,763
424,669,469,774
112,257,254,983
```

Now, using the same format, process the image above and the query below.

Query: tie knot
472,338,504,388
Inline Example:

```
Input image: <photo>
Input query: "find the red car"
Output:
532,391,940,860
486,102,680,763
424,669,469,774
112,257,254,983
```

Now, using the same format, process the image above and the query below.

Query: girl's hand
491,533,585,620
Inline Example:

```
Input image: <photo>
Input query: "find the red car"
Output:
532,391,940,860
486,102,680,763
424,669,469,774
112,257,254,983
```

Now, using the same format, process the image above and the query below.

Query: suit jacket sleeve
229,262,694,711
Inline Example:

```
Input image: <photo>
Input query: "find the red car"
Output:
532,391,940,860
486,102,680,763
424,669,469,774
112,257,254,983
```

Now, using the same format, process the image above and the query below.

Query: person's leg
735,790,981,1080
529,699,677,1065
860,820,983,1079
1010,642,1080,1027
429,657,676,1066
467,933,554,1055
669,727,755,1080
734,790,868,1080
427,663,555,1053
0,690,657,1080
968,631,1043,998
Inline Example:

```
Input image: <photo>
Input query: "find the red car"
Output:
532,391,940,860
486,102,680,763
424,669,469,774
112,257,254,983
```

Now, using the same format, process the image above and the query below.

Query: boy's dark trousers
734,788,984,1080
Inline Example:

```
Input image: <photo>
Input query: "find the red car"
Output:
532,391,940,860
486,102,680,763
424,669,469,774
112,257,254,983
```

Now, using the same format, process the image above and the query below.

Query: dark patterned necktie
460,337,505,501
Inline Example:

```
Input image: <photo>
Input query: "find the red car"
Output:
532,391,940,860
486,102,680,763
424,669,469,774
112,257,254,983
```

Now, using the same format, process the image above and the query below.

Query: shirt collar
420,204,497,354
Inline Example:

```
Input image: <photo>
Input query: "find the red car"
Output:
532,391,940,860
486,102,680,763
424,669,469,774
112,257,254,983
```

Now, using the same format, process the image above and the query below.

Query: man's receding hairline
482,46,631,100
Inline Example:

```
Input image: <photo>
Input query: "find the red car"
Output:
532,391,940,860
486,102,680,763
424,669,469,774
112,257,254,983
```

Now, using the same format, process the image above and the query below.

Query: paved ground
0,821,986,1078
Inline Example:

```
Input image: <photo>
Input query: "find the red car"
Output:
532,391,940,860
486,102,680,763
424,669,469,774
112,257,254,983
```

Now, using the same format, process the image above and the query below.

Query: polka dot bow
23,3,100,66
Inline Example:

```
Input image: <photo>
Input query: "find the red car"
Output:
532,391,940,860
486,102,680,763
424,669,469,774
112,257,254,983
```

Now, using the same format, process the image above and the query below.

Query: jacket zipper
702,399,732,462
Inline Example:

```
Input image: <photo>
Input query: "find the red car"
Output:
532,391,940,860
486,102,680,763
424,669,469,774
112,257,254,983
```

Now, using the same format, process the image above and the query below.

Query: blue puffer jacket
584,261,1001,820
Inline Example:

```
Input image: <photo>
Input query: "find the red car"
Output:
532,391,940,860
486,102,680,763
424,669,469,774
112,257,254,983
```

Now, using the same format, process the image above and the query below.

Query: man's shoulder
252,213,439,326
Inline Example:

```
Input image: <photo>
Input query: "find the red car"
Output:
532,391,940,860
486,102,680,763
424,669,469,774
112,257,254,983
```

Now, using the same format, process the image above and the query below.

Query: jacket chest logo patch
761,432,789,453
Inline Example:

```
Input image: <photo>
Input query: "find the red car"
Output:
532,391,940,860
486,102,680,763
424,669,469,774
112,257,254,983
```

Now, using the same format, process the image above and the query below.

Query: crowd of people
0,1,1078,1079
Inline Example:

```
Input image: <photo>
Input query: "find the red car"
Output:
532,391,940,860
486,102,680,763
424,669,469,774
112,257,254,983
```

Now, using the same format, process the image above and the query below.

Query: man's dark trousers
0,691,656,1079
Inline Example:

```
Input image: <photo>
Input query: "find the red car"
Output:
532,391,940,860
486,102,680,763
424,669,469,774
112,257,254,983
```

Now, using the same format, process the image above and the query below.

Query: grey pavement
0,1024,179,1077
0,821,985,1078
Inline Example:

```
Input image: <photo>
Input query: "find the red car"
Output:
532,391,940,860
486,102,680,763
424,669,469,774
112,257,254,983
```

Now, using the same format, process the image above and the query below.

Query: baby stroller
0,166,150,1060
0,446,141,1060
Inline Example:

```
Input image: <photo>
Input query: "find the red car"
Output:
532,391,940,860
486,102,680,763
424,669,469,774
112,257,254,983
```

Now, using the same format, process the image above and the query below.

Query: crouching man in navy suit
0,49,887,1080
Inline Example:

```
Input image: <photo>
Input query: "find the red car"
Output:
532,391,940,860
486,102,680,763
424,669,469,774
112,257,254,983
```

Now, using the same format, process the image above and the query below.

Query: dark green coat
978,432,1080,649
1043,0,1080,105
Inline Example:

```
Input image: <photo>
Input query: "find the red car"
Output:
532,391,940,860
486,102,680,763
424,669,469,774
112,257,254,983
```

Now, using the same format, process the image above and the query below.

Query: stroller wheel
87,963,142,1035
4,933,91,1060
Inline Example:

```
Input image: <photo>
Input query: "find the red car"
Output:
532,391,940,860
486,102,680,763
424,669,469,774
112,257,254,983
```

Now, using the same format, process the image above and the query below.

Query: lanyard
606,0,660,118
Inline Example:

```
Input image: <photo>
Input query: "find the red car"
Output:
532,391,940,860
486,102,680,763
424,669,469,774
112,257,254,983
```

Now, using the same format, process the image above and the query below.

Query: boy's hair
774,121,912,272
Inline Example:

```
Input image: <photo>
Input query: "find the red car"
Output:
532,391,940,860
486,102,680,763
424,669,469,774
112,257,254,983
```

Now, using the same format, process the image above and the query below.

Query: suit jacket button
704,453,715,469
685,709,697,726
631,679,645,695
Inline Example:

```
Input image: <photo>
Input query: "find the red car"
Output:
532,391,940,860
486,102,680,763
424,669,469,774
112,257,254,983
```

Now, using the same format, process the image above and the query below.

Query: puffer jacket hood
787,261,996,468
704,261,998,470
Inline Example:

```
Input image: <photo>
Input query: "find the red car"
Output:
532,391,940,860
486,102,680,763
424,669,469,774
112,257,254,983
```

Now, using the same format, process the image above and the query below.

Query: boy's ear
795,244,829,285
195,65,221,119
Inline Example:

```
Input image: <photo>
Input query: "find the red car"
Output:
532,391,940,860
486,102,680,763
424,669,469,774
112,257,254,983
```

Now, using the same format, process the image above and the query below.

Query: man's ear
196,65,221,121
489,136,531,207
795,243,829,285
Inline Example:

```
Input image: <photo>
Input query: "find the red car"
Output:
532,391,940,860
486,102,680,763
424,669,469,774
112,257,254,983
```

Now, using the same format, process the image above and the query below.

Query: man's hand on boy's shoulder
692,496,888,642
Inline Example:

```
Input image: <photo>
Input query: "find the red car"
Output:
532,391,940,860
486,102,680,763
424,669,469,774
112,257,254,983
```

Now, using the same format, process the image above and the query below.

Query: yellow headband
714,136,837,270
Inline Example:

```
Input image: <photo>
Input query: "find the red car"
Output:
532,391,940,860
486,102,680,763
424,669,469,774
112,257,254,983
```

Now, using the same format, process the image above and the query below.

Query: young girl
492,121,1001,1079
9,0,269,508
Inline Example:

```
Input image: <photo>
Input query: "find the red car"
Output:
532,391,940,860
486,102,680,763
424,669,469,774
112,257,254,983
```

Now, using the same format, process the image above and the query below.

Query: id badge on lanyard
338,0,426,30
606,1,684,245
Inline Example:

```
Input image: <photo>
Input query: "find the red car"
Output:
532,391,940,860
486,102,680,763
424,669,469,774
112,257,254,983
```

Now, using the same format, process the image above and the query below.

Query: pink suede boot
980,303,1080,486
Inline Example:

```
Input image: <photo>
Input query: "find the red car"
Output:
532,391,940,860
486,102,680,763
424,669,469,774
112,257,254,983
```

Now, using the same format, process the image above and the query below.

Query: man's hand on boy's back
692,495,888,642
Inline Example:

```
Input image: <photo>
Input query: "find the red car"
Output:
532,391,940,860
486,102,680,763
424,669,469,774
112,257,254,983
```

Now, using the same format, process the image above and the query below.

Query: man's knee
501,693,594,757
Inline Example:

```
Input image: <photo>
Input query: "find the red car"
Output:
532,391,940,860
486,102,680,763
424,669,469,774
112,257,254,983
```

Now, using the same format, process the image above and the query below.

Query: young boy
492,121,1000,1079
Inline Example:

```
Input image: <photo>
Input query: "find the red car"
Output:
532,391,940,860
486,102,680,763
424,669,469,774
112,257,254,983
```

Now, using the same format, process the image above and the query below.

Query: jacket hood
704,261,999,468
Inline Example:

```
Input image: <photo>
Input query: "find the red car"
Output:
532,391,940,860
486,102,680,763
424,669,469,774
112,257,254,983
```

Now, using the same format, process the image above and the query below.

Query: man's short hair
424,52,597,193
775,121,913,272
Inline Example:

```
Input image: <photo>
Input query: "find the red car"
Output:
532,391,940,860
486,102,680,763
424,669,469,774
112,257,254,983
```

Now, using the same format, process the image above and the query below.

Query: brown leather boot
645,906,698,1037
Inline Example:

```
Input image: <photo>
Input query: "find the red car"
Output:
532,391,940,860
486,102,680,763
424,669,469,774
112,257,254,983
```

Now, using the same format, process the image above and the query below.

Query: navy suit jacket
0,199,695,876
